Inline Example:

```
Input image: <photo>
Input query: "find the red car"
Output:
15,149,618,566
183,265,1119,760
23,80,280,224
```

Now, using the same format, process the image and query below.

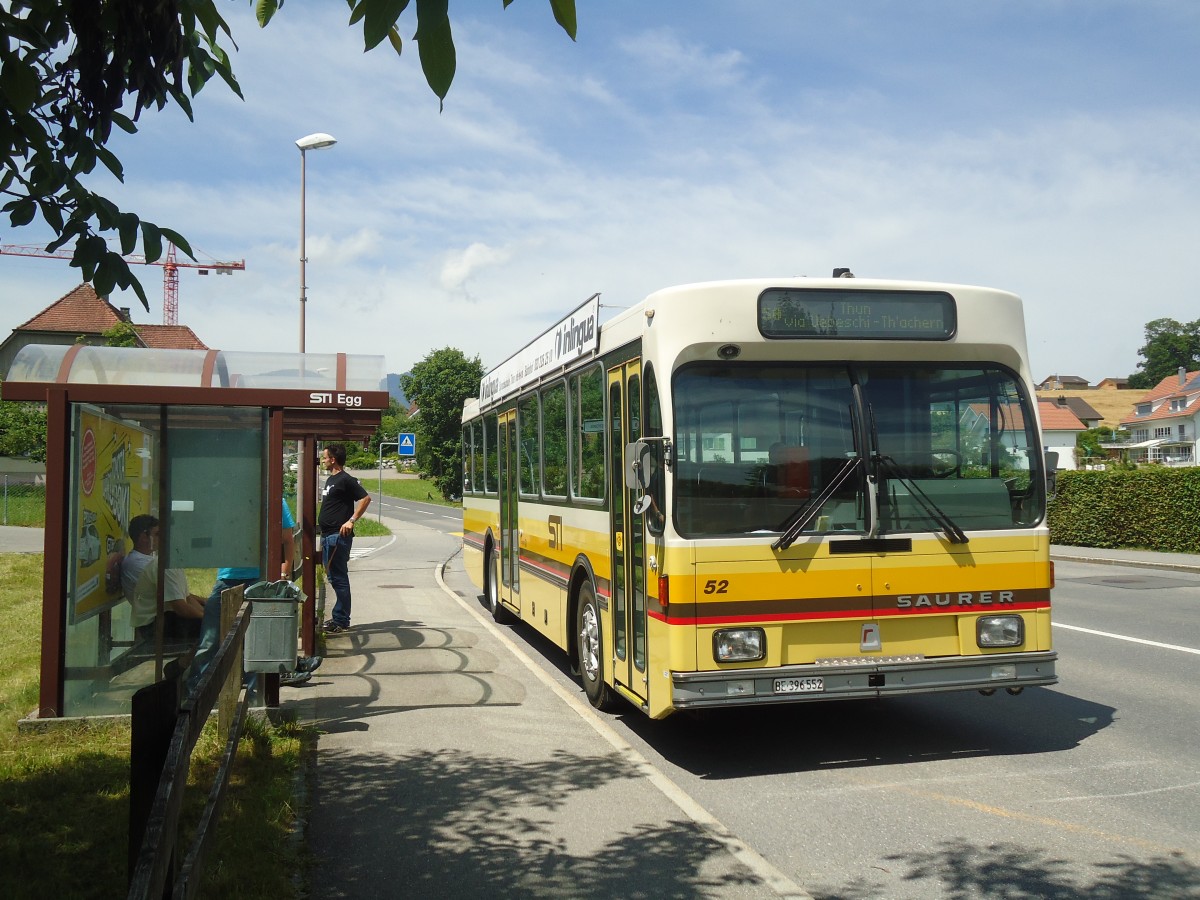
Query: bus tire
487,545,514,624
576,582,617,711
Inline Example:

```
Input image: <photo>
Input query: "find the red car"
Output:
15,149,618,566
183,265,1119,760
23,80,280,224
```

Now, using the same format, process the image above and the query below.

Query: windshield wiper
874,454,969,544
772,457,860,551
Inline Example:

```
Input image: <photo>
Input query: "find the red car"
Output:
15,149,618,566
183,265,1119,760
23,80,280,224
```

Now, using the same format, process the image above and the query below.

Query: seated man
123,517,205,646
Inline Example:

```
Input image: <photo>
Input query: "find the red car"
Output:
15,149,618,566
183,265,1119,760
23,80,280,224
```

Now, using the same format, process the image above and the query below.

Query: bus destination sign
758,289,956,340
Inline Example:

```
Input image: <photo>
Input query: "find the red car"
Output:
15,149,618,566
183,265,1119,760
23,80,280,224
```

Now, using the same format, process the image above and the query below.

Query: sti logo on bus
308,392,365,407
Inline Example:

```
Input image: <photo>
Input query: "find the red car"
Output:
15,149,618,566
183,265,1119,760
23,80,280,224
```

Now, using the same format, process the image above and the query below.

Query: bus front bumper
671,651,1057,709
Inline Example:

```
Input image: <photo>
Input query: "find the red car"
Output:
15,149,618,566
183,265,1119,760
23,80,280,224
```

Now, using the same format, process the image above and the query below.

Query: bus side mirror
1044,450,1059,497
625,440,652,490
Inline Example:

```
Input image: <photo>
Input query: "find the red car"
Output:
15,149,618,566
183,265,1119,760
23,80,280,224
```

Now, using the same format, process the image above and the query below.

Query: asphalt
3,522,1199,897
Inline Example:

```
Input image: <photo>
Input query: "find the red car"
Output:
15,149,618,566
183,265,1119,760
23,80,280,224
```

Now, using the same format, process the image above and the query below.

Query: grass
376,475,460,508
0,552,310,899
1,484,45,527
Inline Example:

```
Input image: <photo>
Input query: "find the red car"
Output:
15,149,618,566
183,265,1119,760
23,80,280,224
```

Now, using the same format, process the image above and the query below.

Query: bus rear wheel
576,582,617,711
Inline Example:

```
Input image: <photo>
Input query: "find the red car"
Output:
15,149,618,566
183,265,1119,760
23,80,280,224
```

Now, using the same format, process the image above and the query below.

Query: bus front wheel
487,545,514,624
576,583,617,711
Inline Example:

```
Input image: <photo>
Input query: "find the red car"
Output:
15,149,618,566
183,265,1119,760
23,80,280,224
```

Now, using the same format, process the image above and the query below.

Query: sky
2,1,1199,384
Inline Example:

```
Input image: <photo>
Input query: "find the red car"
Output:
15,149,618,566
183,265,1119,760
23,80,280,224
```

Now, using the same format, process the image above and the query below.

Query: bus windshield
672,363,1045,538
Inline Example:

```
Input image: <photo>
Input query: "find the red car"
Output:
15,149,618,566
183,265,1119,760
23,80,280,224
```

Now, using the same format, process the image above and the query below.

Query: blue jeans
186,576,257,695
323,532,353,627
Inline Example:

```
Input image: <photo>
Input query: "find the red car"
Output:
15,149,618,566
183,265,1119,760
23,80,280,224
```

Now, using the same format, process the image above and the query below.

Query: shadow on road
617,684,1114,778
310,746,770,897
812,840,1198,900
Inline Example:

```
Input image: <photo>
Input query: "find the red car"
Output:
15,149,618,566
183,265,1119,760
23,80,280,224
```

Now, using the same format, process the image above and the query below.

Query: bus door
607,361,648,704
496,408,520,613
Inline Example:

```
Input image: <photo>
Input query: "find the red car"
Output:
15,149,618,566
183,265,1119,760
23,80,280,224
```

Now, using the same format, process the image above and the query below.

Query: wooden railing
127,585,251,900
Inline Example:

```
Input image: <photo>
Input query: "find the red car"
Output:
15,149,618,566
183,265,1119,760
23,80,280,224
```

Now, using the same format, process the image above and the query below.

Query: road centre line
1053,622,1200,655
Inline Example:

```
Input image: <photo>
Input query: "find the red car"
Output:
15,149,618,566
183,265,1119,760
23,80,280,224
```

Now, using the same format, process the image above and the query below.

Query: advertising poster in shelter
69,406,153,622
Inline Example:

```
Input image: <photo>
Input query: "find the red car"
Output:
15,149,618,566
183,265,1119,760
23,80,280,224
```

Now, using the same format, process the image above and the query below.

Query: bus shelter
2,344,388,719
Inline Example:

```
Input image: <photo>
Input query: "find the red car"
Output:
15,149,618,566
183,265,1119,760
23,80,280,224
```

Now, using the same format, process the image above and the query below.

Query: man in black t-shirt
318,443,371,632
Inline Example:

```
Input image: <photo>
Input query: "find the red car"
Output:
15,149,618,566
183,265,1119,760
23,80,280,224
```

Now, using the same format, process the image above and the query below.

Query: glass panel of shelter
62,402,267,717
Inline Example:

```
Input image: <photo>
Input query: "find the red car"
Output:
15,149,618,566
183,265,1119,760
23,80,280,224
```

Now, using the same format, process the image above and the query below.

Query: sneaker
323,619,350,634
296,655,323,674
280,670,312,687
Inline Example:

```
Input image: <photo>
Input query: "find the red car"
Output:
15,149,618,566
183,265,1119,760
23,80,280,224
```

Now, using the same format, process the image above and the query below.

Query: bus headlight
713,627,765,662
977,615,1024,648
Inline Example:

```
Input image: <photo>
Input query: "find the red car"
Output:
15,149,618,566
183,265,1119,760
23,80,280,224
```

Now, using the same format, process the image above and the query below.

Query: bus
461,274,1057,719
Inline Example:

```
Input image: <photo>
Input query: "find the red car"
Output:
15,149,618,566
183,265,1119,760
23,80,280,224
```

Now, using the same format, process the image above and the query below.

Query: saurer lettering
895,590,1016,609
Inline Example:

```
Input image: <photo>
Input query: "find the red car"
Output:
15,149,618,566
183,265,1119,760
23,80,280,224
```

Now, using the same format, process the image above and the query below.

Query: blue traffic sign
397,433,416,457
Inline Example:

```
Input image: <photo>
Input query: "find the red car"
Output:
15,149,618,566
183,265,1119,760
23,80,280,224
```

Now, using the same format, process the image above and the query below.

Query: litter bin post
243,581,307,674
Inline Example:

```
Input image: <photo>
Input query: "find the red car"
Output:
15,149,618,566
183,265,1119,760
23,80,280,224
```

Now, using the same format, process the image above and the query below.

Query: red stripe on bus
651,600,1050,626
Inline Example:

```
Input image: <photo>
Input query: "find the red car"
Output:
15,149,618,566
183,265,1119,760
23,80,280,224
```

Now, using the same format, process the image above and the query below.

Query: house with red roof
1037,399,1088,471
1118,367,1200,466
0,283,207,378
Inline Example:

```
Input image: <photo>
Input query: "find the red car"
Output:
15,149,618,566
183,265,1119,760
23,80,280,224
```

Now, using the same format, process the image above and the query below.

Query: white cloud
439,242,515,294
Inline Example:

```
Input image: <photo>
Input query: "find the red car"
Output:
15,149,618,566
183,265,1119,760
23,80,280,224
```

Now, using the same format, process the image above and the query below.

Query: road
364,487,462,532
431,518,1200,898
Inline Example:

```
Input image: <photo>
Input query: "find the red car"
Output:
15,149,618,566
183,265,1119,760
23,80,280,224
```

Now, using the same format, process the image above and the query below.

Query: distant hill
384,373,408,408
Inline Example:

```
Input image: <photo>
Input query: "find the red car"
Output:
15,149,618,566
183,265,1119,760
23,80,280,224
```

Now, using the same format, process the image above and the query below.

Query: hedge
1048,467,1200,552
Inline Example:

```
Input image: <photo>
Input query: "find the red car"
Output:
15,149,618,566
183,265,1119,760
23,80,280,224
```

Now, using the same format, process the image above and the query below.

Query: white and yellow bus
461,275,1057,719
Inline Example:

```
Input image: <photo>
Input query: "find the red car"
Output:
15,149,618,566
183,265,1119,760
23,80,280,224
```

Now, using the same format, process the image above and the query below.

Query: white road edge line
435,551,814,900
349,534,397,558
1053,622,1200,655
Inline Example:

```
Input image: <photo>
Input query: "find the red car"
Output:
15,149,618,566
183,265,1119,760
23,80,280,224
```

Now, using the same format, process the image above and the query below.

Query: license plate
773,677,824,694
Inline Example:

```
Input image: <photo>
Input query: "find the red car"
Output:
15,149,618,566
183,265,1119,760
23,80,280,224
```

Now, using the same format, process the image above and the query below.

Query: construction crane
0,242,246,326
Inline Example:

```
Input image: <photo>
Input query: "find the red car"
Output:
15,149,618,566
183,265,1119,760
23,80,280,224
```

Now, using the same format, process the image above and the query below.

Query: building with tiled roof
1036,374,1090,391
1036,399,1087,471
134,324,208,351
1042,395,1103,429
1117,368,1200,466
0,283,208,377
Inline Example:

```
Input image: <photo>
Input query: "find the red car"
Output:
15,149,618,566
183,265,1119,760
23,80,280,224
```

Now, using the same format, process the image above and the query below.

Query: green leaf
363,0,411,51
36,198,64,234
0,56,40,112
255,0,282,27
194,0,236,44
160,228,194,259
118,213,140,255
8,198,36,227
141,222,164,263
549,0,578,40
111,112,138,135
415,0,454,104
95,144,125,180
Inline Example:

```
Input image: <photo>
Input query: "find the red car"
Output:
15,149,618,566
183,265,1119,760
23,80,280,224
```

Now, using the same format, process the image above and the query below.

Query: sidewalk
0,524,44,553
1048,544,1200,572
285,517,804,899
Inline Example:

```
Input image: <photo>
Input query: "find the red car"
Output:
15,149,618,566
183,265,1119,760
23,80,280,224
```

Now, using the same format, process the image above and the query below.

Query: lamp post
295,133,336,615
296,132,337,353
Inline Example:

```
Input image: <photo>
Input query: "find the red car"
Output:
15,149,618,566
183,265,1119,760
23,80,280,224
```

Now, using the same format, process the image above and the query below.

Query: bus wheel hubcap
580,606,599,681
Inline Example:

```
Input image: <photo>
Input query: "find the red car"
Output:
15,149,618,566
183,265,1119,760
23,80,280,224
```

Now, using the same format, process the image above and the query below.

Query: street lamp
296,132,337,353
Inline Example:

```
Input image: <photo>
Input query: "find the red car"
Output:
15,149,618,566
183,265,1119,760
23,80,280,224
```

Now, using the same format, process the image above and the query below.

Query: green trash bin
244,580,307,674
